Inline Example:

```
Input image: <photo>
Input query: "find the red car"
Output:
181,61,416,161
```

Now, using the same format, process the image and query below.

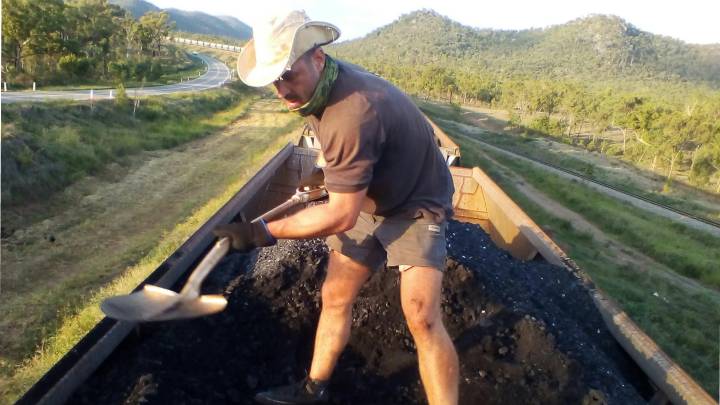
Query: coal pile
71,221,649,404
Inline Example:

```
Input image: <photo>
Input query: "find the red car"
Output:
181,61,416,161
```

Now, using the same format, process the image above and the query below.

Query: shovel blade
101,284,181,322
149,295,228,321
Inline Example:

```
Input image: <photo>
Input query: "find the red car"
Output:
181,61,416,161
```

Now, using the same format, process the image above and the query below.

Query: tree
1,0,65,73
2,0,32,71
612,96,644,154
138,11,173,57
64,0,125,74
628,102,666,169
659,111,692,180
57,54,91,78
1,0,186,86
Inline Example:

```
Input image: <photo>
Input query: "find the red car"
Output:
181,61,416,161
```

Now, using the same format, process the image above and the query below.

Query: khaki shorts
326,211,447,272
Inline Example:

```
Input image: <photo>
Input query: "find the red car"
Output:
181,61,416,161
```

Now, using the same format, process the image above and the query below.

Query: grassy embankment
2,83,246,206
451,104,720,224
1,88,303,402
421,102,720,395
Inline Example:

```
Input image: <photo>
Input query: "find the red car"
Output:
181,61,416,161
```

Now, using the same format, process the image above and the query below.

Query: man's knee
320,250,370,312
320,281,355,312
402,295,442,338
400,266,445,339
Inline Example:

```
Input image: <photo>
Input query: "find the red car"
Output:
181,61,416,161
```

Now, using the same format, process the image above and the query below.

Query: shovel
100,186,328,322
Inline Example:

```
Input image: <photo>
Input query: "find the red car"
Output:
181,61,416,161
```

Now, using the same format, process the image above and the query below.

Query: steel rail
520,151,720,229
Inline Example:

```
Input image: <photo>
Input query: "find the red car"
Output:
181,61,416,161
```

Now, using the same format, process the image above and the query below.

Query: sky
150,0,720,45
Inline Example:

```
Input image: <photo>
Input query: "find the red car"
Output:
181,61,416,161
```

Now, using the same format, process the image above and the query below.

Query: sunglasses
275,68,298,83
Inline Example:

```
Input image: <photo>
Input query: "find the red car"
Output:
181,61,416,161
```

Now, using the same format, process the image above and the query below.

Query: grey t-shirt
305,60,454,222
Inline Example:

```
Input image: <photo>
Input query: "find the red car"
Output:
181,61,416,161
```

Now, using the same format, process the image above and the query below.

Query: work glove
298,166,325,189
213,220,277,252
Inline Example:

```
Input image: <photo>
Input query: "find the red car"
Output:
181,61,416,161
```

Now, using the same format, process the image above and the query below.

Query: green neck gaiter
290,55,339,117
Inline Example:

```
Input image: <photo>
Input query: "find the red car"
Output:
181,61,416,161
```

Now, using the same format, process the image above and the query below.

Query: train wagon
16,119,714,405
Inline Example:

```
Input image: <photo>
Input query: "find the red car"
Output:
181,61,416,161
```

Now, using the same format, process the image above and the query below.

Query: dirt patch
458,106,512,134
71,221,648,404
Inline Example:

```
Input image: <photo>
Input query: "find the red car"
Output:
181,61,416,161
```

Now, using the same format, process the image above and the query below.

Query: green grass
429,111,720,395
484,147,720,287
1,83,257,207
418,101,720,224
467,128,719,222
0,102,302,403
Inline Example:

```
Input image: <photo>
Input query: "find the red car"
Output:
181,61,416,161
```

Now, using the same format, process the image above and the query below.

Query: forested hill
333,10,720,87
110,0,251,40
332,10,720,193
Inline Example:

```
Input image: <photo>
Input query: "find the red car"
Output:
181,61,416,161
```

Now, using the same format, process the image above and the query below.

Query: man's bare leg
309,250,371,381
400,266,459,405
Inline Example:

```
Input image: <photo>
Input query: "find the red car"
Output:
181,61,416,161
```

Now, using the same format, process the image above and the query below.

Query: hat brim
237,22,340,87
237,39,290,87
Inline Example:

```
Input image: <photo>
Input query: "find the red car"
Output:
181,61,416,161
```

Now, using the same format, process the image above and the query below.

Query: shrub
57,55,92,79
508,112,521,128
529,115,551,133
44,127,98,177
689,153,716,187
149,60,163,81
109,61,131,82
114,83,129,107
132,60,151,81
12,72,35,87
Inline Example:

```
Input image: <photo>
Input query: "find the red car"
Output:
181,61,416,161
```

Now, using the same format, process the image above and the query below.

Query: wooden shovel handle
180,187,329,296
179,237,231,297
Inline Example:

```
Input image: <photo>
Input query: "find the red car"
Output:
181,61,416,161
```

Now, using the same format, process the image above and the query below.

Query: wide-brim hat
237,10,341,87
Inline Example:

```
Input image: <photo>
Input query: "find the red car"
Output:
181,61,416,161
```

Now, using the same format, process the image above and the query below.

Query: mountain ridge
333,9,720,86
109,0,251,40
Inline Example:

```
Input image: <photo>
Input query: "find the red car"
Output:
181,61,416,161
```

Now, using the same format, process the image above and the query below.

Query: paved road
0,54,231,104
457,133,720,237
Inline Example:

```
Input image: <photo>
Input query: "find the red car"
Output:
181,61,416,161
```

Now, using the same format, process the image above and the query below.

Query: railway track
456,133,720,236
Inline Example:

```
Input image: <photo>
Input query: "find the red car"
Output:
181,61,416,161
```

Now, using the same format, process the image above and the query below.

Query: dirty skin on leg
309,250,371,381
401,265,459,405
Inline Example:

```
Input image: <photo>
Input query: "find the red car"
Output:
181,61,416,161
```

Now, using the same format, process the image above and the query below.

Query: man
214,10,459,405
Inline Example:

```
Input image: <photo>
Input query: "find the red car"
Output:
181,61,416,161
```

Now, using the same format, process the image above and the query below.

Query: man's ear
311,47,326,71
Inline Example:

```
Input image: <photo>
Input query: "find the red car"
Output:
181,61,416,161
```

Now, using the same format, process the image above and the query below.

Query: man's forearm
266,203,354,239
